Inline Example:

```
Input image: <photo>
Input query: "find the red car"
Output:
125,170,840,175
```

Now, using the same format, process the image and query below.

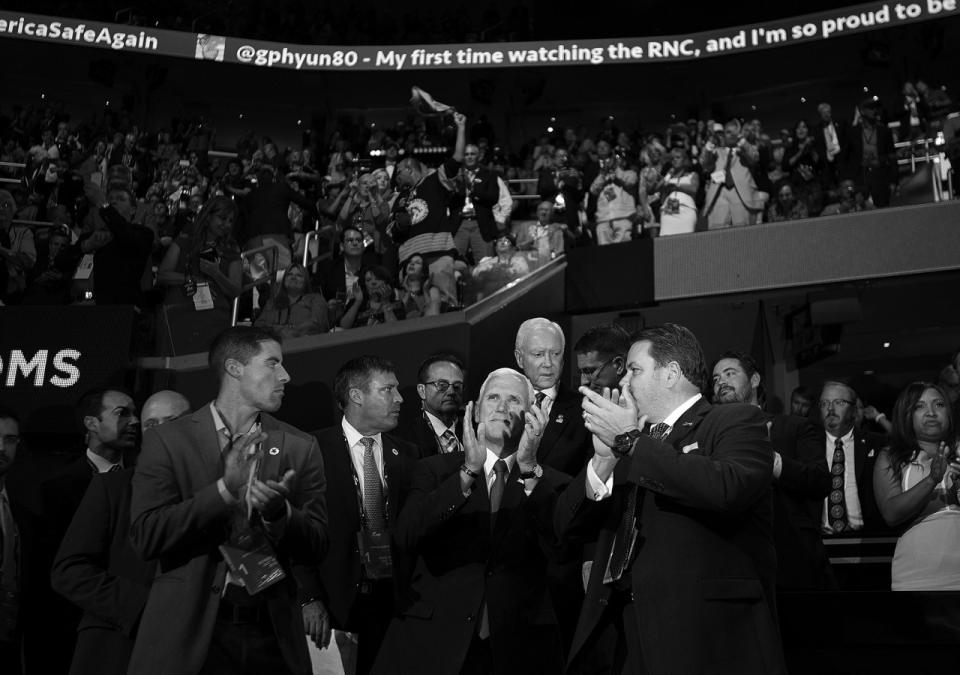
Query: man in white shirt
396,354,465,458
558,323,785,675
818,381,885,535
374,368,567,675
306,356,418,675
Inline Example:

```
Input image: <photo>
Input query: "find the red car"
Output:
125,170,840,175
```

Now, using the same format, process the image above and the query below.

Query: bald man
141,391,192,432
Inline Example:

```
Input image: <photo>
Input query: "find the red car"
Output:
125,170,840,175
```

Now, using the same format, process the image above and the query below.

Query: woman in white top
874,382,960,590
657,148,700,237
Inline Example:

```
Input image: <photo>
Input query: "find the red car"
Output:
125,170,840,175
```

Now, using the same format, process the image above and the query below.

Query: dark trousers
0,637,22,675
345,579,395,675
200,588,293,675
568,590,645,675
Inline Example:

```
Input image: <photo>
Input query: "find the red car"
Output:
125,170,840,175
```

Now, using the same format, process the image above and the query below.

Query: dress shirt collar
484,447,516,478
424,409,456,437
535,386,558,403
342,416,382,450
209,401,260,439
826,428,855,445
86,448,122,473
660,393,703,430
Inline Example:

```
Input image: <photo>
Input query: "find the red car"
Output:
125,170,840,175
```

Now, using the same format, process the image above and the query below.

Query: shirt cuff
217,478,237,505
773,451,783,479
586,459,615,501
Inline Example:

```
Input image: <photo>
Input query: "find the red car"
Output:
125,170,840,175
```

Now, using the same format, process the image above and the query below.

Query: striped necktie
360,437,387,533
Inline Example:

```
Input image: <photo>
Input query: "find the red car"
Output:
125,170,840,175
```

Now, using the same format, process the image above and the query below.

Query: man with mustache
373,368,567,675
129,326,328,674
304,356,418,675
712,352,834,590
396,353,466,458
817,381,887,535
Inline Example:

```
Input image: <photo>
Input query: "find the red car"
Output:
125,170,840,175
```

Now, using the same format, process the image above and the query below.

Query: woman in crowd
874,382,960,590
254,262,329,338
157,195,242,315
398,254,443,319
471,232,530,301
657,147,700,236
766,182,809,223
339,264,405,329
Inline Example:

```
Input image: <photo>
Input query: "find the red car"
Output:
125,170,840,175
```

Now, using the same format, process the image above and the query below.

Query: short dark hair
713,350,764,405
574,323,631,360
334,355,397,409
417,353,465,384
208,326,282,382
791,385,813,402
340,225,362,242
0,406,20,426
76,387,131,429
632,323,708,392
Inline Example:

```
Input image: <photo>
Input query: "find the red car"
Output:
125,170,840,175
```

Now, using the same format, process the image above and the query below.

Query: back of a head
334,355,398,411
208,326,282,383
633,323,708,393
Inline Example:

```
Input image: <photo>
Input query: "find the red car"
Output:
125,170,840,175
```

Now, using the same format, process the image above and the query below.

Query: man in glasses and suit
574,323,631,396
396,354,466,459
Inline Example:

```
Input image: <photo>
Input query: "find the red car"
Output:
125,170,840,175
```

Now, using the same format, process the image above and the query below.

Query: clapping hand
580,386,642,449
461,401,486,474
222,430,269,498
517,402,547,469
249,469,296,521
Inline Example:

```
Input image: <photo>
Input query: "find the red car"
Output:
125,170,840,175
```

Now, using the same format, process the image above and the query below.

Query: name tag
193,282,214,311
358,529,393,580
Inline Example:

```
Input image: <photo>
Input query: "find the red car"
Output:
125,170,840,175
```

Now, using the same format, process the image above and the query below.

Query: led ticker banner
0,1,956,71
0,306,135,433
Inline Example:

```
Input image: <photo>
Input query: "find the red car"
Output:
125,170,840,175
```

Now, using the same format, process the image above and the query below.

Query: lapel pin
555,414,564,424
392,448,399,456
269,447,280,456
682,422,694,427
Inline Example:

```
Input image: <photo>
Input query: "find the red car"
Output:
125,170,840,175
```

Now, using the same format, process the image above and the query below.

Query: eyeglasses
424,380,464,394
819,399,853,410
582,360,613,386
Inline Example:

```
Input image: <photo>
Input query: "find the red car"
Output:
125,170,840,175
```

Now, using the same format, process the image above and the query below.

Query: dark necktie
534,391,546,408
361,437,387,534
108,463,122,473
488,459,508,529
606,423,670,584
828,437,848,533
723,149,736,190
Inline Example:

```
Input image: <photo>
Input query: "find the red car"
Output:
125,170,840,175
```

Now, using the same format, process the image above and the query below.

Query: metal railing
231,243,278,326
893,136,955,202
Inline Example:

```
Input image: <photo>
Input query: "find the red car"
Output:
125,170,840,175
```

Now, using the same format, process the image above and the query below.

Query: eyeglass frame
423,380,464,394
819,399,854,410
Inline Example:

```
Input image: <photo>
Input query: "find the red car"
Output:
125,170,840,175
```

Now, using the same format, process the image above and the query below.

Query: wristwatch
519,464,543,480
460,464,481,480
613,429,643,456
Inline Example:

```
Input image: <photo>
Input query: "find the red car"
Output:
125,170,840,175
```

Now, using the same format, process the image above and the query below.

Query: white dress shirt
822,429,863,532
342,417,385,500
586,393,703,500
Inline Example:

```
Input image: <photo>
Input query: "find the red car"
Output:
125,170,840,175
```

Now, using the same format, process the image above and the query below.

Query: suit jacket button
466,615,475,622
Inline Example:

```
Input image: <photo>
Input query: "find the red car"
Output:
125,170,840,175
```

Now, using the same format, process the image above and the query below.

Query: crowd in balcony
1,78,957,346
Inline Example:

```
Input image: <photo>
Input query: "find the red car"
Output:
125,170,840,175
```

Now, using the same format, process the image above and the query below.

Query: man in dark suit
315,226,381,303
373,368,567,675
129,326,328,674
814,102,849,189
36,387,139,675
561,323,787,675
842,98,897,208
574,323,631,395
818,380,888,535
50,390,190,675
395,353,465,458
712,352,834,590
0,407,24,673
301,356,418,675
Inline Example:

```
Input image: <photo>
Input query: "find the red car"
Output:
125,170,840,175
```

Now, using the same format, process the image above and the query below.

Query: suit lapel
538,391,577,464
663,398,711,449
854,433,870,486
382,433,404,522
192,407,225,482
258,416,285,482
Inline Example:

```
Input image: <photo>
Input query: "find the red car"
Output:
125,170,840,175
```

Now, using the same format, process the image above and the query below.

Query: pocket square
682,442,699,454
867,449,875,458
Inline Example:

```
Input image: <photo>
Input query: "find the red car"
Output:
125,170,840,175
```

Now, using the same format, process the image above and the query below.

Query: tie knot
649,422,670,441
493,459,508,478
534,391,546,408
835,437,845,450
360,437,375,451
